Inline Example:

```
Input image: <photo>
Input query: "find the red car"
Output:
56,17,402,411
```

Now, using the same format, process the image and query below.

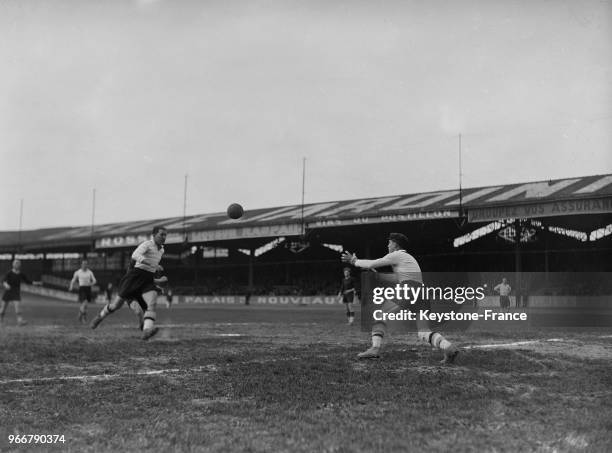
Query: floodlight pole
248,248,254,290
91,188,96,253
300,157,306,238
514,218,522,307
458,134,463,217
183,173,188,242
18,198,23,254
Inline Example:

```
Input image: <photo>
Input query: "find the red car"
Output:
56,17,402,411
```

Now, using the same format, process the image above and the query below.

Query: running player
90,226,167,340
337,267,357,324
341,233,459,364
1,259,41,326
69,260,97,323
116,261,169,330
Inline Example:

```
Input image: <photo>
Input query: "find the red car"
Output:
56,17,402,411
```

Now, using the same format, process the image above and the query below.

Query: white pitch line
464,340,541,349
0,366,216,385
464,338,578,349
0,357,287,386
468,336,612,349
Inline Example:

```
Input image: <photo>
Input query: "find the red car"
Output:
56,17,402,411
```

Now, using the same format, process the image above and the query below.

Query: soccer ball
227,203,244,219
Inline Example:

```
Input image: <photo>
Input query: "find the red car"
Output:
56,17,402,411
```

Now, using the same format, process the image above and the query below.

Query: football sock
371,321,387,348
143,310,156,330
99,304,115,318
372,333,383,348
419,331,452,351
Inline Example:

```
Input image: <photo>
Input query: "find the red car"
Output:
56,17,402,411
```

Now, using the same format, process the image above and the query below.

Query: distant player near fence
494,278,512,312
1,259,41,326
165,288,174,309
69,260,97,324
105,282,114,304
337,267,357,325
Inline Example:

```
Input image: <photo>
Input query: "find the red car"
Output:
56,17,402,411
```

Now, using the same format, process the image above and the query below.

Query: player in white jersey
69,260,97,324
342,233,459,364
90,226,167,340
494,277,512,312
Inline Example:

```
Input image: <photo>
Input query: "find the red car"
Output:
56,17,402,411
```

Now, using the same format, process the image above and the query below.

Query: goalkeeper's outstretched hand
341,251,357,265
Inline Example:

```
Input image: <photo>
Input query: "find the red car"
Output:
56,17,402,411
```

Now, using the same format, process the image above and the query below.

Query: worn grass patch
0,296,611,452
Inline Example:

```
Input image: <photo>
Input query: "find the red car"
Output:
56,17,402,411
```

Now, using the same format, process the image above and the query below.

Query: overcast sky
1,0,610,231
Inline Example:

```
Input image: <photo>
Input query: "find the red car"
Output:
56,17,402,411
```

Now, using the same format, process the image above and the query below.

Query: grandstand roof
1,174,611,252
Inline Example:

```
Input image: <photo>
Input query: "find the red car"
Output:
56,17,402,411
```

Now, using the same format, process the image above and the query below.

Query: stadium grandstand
1,174,611,301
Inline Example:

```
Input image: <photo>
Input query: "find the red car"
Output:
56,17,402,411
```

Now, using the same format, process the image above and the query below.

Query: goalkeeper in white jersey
342,233,459,364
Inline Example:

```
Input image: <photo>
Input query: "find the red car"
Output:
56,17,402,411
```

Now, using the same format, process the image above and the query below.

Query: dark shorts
118,268,156,301
78,286,93,302
129,295,148,311
2,290,20,302
129,286,163,311
500,295,511,308
342,294,355,303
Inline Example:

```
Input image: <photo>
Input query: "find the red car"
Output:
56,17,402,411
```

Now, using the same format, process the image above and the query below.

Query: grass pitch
1,294,611,452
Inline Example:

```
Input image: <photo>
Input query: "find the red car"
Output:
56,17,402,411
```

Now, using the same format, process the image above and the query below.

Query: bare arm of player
90,271,97,286
353,253,397,270
69,271,78,291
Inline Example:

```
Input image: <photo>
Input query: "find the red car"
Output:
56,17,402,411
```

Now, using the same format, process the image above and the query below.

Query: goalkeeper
342,232,459,364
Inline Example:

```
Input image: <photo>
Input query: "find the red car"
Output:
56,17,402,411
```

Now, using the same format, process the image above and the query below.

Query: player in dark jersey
105,282,114,304
1,260,41,326
164,288,174,309
337,267,358,325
